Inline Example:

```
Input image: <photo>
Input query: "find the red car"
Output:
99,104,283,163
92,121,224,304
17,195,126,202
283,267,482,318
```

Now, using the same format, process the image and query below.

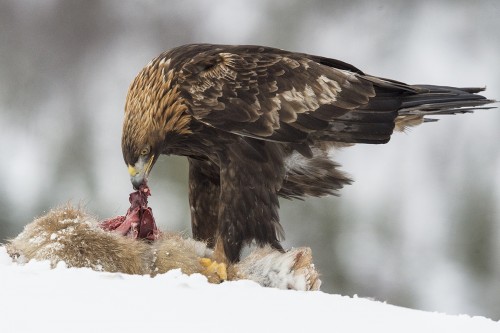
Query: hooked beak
128,154,155,189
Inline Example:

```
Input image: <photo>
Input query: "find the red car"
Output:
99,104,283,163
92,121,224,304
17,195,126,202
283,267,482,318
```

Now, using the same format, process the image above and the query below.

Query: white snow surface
0,247,498,333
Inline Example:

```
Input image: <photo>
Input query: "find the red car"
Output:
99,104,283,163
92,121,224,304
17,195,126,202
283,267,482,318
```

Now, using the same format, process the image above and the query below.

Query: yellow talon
200,257,227,281
216,263,227,280
200,257,212,267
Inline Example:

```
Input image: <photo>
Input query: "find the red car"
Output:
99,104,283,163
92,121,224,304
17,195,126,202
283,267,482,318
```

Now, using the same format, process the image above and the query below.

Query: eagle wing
176,46,403,144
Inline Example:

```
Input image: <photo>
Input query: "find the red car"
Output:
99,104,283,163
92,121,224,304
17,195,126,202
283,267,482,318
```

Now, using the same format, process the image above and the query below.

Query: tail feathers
399,85,495,115
394,85,496,131
305,83,496,144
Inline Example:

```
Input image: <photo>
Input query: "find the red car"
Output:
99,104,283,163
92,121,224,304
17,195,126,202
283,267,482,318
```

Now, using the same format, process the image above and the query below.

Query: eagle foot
200,257,228,282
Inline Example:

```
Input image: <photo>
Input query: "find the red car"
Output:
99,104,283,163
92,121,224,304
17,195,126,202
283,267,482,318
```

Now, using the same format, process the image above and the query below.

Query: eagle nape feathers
121,44,495,263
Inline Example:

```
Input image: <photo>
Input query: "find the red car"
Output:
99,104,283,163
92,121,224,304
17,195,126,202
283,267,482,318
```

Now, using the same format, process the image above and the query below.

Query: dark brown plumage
121,44,495,263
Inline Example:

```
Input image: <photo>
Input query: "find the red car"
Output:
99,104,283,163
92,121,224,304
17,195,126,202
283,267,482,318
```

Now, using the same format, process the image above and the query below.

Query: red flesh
100,183,161,241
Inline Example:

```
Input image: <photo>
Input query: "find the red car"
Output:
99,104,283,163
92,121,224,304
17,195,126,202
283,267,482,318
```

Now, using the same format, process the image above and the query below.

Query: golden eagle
121,44,494,263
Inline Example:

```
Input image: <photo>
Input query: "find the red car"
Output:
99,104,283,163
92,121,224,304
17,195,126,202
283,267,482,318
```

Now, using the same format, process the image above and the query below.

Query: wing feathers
162,44,493,146
179,46,380,143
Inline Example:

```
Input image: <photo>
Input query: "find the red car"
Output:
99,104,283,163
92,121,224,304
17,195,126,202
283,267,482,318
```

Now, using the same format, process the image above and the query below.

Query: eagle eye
140,146,151,156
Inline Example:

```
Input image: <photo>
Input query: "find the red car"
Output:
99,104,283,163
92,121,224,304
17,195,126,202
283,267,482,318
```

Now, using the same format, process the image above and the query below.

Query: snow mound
0,246,498,333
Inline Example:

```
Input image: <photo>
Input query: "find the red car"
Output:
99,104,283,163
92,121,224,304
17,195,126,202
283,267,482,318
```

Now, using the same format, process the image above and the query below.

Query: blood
100,183,161,241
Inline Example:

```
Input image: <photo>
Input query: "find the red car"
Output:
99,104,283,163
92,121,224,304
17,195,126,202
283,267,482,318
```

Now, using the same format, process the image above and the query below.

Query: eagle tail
312,84,495,143
399,85,495,116
287,85,495,199
395,85,495,131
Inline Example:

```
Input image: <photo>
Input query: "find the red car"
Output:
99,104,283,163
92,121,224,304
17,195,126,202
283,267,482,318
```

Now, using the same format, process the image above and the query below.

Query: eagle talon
200,257,228,281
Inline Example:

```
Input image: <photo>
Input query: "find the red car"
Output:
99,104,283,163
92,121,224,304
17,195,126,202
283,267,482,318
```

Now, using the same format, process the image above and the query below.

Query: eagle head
121,56,192,189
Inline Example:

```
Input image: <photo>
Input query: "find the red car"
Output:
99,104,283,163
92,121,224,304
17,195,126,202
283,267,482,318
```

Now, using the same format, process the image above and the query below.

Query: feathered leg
188,158,220,247
214,138,285,263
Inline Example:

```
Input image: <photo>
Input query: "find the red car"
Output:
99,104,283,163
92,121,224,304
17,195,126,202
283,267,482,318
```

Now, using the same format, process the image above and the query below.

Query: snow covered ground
0,247,498,333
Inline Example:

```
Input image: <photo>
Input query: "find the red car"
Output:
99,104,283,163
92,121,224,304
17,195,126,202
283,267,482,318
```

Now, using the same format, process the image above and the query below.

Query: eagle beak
128,154,155,189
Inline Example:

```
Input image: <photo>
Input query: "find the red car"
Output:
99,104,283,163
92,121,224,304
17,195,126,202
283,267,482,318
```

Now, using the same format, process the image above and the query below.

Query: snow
0,247,498,333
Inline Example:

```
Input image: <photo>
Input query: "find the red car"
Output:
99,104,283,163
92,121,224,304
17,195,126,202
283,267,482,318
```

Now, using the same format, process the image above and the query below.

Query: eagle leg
215,140,285,263
188,158,220,247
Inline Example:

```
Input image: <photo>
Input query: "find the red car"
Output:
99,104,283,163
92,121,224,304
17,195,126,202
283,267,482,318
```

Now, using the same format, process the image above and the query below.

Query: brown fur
152,233,225,283
236,246,321,290
5,206,320,290
6,206,151,274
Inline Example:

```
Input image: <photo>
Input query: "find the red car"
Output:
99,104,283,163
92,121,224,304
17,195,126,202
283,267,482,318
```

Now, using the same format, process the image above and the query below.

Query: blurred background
1,0,499,319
